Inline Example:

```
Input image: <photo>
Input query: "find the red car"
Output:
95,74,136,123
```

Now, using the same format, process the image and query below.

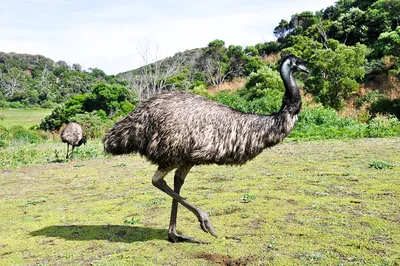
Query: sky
0,0,337,75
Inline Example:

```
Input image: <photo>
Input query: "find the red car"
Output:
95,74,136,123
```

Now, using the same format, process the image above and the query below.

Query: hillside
1,0,399,128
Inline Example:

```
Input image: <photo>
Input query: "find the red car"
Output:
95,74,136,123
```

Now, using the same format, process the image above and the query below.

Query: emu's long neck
256,61,302,148
279,62,301,115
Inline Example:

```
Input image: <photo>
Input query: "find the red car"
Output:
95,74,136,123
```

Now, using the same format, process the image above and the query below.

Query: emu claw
198,212,218,237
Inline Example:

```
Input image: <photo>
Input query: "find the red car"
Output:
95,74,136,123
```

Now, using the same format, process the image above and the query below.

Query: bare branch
122,43,186,101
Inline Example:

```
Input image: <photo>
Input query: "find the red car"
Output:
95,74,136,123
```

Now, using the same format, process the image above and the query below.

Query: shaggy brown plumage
103,55,309,242
60,122,86,159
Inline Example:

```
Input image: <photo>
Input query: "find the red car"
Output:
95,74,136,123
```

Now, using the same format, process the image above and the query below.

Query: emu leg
168,165,194,242
66,144,70,159
70,146,75,159
152,166,217,241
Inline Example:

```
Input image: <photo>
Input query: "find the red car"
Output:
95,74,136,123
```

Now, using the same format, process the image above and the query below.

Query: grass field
0,137,399,265
0,108,52,128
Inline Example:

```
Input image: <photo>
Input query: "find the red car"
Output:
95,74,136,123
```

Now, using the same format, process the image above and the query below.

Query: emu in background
103,55,309,243
60,122,86,159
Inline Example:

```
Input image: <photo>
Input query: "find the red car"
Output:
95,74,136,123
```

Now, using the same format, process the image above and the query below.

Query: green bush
9,102,25,109
212,91,249,112
189,82,211,98
70,112,114,139
241,66,284,101
9,125,43,144
0,125,45,146
40,82,135,131
354,90,386,108
0,101,10,108
213,75,283,115
290,106,367,140
40,100,58,109
366,115,400,137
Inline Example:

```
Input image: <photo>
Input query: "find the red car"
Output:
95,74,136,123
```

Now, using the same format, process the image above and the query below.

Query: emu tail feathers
103,114,147,155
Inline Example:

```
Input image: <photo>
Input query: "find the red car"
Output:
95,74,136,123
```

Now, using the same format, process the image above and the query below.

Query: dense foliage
39,82,135,131
0,53,122,108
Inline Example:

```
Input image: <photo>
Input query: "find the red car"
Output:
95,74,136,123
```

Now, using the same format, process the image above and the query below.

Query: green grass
0,108,52,128
0,138,399,265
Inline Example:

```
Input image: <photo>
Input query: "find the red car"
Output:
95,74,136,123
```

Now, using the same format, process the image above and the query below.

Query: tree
240,66,284,101
0,67,28,99
244,46,259,57
302,40,367,110
84,82,133,116
372,0,400,30
72,63,82,72
273,19,291,41
255,41,280,57
328,7,368,45
364,7,391,44
202,40,232,86
226,45,247,78
376,26,400,57
203,57,231,87
290,11,317,33
121,44,186,100
40,82,135,131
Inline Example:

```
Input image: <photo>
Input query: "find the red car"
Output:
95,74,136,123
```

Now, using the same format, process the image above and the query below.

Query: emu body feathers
104,91,297,167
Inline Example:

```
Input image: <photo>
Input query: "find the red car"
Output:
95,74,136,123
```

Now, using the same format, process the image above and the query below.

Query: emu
60,122,86,159
103,55,309,242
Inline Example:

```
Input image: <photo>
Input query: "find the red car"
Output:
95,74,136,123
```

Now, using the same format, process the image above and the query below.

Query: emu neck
280,63,301,115
257,62,302,147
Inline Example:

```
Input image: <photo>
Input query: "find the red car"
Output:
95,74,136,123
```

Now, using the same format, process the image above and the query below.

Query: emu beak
299,65,310,74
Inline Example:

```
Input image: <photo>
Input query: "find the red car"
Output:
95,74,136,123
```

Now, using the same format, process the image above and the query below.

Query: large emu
104,55,309,242
60,122,86,159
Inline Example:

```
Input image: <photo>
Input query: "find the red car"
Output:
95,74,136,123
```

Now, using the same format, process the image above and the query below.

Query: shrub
0,101,10,108
9,102,25,109
9,125,43,144
40,82,135,131
212,91,248,112
40,100,58,109
189,82,211,98
290,106,367,139
70,112,114,139
366,114,400,137
241,66,284,101
354,90,386,108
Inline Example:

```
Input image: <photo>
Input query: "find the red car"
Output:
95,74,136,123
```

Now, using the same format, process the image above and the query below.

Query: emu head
283,54,309,74
78,136,87,146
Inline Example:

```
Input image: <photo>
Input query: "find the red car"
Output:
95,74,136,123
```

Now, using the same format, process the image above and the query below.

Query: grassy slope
0,108,52,128
0,138,399,265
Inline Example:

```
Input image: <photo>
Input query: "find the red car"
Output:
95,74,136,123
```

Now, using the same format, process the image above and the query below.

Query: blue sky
0,0,337,74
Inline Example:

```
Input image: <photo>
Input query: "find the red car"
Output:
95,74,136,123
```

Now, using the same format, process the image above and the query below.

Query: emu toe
168,232,205,243
198,211,217,237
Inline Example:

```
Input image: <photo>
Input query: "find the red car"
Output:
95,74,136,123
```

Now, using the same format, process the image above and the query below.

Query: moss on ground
0,138,399,265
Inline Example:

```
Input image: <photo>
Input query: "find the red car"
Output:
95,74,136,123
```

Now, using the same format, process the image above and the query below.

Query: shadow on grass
30,225,168,242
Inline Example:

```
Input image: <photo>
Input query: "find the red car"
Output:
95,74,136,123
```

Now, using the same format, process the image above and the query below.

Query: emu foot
168,232,206,244
198,211,218,238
